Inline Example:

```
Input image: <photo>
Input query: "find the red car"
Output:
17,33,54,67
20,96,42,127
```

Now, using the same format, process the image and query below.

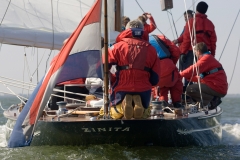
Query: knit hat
196,1,208,14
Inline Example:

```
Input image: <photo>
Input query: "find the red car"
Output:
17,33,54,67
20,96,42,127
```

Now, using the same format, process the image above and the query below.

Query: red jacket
144,17,156,34
180,54,228,95
180,13,217,56
155,35,181,87
177,26,192,51
108,29,160,92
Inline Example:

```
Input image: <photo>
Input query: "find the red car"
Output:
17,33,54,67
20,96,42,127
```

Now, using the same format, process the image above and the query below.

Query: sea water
0,95,240,160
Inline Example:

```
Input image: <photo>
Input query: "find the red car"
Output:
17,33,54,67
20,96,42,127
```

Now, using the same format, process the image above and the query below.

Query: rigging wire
57,0,66,32
23,47,33,82
166,11,175,39
51,0,55,51
228,39,240,88
22,0,34,26
134,0,165,36
164,0,199,34
45,50,53,74
44,0,54,74
167,10,179,39
218,9,240,61
169,10,179,38
27,0,46,28
31,49,46,78
0,0,12,26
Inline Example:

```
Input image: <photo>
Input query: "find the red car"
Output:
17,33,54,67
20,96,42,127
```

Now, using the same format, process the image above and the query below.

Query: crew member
108,19,160,119
180,42,228,109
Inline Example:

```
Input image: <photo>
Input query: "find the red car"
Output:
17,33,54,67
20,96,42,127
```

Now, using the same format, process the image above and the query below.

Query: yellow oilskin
99,103,124,120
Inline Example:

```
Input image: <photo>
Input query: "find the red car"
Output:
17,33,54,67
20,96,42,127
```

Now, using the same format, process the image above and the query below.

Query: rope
218,9,240,61
181,0,205,107
228,39,240,87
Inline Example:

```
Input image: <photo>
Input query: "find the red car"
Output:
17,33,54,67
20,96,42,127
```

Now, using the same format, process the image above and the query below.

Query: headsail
8,0,102,148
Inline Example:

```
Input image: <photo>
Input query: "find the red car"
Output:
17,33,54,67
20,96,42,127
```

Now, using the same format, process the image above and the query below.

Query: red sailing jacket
108,29,160,92
180,13,217,56
155,35,181,88
144,17,156,34
177,26,192,51
180,54,228,95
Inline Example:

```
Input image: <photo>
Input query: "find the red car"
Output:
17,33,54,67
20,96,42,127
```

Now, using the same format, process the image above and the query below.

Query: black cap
196,1,208,14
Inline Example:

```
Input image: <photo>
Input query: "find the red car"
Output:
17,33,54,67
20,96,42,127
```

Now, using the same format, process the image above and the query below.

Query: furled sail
8,0,103,147
0,0,117,50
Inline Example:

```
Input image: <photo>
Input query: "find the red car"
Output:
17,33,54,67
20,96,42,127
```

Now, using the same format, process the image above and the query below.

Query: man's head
125,20,144,38
122,16,130,27
125,19,144,30
196,1,208,14
184,10,194,22
194,42,208,57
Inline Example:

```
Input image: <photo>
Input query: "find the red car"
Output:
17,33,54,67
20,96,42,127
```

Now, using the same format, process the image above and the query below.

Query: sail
8,0,102,148
0,0,117,49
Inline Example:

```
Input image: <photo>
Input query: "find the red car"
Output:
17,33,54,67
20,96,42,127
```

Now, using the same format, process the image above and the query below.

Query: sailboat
2,0,222,147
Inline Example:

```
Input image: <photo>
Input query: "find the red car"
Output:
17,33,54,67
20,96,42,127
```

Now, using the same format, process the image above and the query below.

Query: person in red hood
108,19,160,119
180,1,217,57
180,42,228,110
149,35,183,108
138,13,156,35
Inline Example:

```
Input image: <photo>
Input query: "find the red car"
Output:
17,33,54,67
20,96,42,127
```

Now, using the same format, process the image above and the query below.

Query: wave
0,125,7,147
222,123,240,145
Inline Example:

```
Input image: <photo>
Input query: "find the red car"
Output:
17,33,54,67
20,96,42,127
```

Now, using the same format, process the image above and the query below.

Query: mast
115,0,122,32
103,0,110,117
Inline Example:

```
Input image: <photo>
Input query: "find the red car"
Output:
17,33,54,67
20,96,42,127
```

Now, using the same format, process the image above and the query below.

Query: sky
0,0,239,97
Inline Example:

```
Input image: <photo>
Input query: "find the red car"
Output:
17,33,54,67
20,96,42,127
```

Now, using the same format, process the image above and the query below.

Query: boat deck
40,107,222,122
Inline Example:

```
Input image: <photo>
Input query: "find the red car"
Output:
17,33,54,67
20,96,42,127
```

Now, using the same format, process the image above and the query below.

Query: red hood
115,29,149,43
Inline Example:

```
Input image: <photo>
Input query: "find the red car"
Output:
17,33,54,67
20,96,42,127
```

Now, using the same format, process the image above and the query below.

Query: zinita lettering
82,127,130,132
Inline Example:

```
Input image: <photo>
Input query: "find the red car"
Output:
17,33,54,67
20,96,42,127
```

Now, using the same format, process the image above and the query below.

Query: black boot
209,96,222,110
173,102,184,109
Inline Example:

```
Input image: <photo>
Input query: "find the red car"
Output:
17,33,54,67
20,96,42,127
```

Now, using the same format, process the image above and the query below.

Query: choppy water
0,95,240,160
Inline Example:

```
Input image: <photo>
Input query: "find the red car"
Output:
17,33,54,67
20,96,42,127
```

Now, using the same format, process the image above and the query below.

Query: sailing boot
209,96,222,110
132,95,144,119
122,94,133,119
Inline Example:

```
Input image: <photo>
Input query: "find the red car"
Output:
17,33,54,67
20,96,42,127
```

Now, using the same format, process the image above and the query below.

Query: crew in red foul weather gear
179,2,217,57
108,20,160,119
149,35,183,108
180,42,228,109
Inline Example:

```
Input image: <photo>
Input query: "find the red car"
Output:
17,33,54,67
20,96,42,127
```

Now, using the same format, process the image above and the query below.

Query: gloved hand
180,54,186,63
